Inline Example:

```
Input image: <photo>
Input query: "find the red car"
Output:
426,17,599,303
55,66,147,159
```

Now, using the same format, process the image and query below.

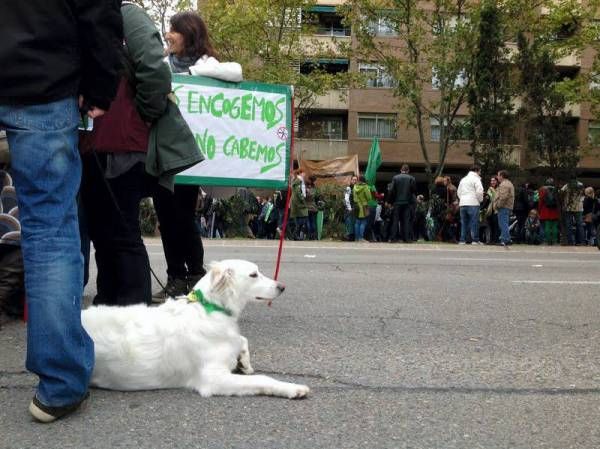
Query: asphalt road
1,240,600,449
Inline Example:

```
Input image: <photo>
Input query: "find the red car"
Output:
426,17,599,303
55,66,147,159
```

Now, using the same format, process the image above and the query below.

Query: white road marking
512,280,600,285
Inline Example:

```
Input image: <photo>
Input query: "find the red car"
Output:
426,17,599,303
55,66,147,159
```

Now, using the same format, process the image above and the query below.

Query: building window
432,67,468,90
359,63,395,88
588,121,600,146
358,114,396,139
430,116,470,142
367,17,397,37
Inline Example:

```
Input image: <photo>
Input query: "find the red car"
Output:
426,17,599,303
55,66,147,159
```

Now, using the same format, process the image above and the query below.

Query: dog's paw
288,384,310,399
233,358,254,375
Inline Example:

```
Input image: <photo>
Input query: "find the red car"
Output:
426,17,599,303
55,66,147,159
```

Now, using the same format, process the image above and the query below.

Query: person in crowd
538,178,560,245
524,209,542,245
343,175,358,241
364,184,379,242
413,194,428,241
380,201,393,242
429,176,449,241
305,175,318,240
485,176,500,244
353,175,372,242
290,169,308,240
153,11,238,300
373,194,385,242
80,3,173,307
273,190,286,237
388,164,416,243
457,165,484,244
583,187,597,246
561,178,585,245
1,0,122,423
444,176,460,241
513,182,535,242
494,170,515,246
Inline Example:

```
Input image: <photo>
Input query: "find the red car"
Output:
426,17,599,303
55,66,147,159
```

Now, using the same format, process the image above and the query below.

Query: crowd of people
191,165,600,248
339,164,600,247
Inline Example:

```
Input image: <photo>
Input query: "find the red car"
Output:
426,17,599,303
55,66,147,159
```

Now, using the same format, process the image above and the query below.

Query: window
359,63,395,88
432,67,468,90
367,16,397,37
430,117,470,142
358,114,396,139
322,119,343,140
588,121,600,146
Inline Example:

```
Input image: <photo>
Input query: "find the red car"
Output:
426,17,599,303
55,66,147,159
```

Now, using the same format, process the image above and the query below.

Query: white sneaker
458,241,466,245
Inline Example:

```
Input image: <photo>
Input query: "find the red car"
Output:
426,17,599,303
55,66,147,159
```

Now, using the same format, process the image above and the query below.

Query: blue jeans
497,207,511,244
0,97,94,407
354,217,367,240
459,205,480,243
565,211,584,245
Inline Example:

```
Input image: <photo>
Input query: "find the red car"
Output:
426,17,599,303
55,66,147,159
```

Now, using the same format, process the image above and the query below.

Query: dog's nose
276,283,285,293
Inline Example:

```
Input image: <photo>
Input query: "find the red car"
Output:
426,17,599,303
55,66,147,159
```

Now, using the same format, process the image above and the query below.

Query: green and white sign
172,74,292,188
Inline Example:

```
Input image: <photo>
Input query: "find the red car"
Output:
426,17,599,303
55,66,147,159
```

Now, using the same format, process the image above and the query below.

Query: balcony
312,89,348,110
301,34,351,55
296,138,348,160
555,52,581,67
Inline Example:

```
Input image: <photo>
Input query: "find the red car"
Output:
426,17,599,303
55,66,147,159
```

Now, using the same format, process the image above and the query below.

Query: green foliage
515,32,580,182
467,0,517,178
314,183,346,238
201,0,356,118
139,198,158,236
341,0,480,185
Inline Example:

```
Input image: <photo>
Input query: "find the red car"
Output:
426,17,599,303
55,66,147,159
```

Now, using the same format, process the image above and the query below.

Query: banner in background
172,74,292,189
299,154,359,186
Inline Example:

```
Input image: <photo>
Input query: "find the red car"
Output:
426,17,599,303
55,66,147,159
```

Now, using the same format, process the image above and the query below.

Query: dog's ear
209,264,235,295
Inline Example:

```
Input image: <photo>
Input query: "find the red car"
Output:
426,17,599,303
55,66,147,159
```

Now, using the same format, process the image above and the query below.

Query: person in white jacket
456,165,484,244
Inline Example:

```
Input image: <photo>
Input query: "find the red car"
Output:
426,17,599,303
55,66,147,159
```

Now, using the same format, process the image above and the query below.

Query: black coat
388,173,416,205
0,0,123,109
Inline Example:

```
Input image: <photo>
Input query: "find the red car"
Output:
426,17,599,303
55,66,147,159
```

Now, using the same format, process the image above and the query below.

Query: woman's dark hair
170,11,217,59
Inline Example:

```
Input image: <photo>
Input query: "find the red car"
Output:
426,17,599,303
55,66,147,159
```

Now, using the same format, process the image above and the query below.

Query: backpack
544,187,557,208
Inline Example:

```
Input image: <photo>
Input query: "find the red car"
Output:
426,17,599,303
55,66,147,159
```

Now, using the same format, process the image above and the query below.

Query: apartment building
296,1,600,186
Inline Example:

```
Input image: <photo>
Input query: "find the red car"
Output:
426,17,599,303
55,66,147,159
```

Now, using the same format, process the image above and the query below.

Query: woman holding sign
152,11,243,301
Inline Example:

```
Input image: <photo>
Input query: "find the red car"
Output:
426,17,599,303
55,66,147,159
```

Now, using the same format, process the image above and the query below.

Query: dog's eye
249,272,258,278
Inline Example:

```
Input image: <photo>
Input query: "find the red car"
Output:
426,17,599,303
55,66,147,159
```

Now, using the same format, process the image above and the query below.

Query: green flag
364,138,382,186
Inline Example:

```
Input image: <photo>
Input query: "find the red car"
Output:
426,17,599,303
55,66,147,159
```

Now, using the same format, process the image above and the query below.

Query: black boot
151,276,188,304
187,269,207,292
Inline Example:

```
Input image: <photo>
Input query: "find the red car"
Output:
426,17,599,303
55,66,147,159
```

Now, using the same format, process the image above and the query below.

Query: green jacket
290,178,308,219
353,182,372,219
121,3,203,190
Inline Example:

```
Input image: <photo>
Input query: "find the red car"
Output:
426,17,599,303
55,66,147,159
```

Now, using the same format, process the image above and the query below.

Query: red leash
273,98,295,282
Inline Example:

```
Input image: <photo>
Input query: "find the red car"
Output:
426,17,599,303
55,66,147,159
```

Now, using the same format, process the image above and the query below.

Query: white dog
81,260,309,399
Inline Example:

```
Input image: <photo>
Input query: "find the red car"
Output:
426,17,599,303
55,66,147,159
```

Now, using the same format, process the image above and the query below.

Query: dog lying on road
81,260,309,399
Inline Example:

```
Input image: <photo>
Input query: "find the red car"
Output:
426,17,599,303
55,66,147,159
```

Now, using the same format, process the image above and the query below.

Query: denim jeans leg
469,206,480,242
498,208,510,243
459,207,468,242
1,98,94,407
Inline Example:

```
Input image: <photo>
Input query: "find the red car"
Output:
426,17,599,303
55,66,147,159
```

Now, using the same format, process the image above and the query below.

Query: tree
200,0,357,118
129,0,193,36
515,32,580,182
467,0,516,178
342,0,480,187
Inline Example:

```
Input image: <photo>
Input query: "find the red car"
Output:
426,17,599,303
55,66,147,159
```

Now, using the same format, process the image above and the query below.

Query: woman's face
165,29,185,56
490,178,497,187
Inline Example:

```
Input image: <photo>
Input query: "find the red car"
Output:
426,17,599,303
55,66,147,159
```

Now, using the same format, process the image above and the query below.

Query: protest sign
172,74,292,189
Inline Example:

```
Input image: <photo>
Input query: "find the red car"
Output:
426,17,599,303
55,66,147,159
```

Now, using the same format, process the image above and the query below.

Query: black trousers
80,154,151,306
152,183,204,280
390,203,412,242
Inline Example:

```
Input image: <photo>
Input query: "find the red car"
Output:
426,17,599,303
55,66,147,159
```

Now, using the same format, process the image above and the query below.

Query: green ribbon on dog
187,289,232,317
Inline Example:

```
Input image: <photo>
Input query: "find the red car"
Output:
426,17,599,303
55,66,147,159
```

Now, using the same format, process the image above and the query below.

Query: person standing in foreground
457,165,484,244
388,164,416,243
0,0,122,422
494,170,515,247
153,11,242,300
